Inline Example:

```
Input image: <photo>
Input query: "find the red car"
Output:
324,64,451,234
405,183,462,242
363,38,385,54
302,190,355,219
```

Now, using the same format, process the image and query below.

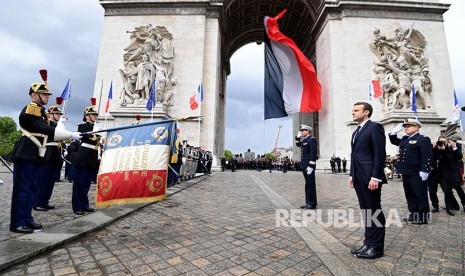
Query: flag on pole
453,89,464,131
263,9,321,119
60,79,71,100
369,79,383,99
411,83,417,116
96,120,177,207
189,82,204,110
105,81,113,113
146,80,156,111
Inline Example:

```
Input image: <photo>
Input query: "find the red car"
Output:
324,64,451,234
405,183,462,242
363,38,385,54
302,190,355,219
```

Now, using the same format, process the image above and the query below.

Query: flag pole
97,80,104,116
198,80,202,147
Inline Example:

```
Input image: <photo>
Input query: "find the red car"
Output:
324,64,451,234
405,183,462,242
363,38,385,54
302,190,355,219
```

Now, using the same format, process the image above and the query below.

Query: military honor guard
389,118,432,224
295,124,318,209
72,98,100,215
10,71,81,233
34,98,65,211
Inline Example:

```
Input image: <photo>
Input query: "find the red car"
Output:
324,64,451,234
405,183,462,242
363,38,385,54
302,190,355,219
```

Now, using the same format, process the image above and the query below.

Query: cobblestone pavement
1,168,464,275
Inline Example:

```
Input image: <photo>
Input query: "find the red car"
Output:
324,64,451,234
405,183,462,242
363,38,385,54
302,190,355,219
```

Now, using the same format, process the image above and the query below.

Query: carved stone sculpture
369,25,432,110
119,24,176,108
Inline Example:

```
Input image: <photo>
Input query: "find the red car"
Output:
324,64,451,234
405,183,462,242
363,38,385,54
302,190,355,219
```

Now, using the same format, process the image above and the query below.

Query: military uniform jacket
43,121,63,163
12,102,55,163
389,132,432,175
296,135,317,169
73,122,99,168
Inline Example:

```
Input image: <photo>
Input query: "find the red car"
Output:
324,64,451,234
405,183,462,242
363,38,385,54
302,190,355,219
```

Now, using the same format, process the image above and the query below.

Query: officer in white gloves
389,118,432,224
295,125,318,209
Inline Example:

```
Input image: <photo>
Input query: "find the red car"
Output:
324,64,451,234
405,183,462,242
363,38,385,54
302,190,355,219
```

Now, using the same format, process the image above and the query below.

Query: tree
264,152,277,161
0,116,20,157
224,150,232,160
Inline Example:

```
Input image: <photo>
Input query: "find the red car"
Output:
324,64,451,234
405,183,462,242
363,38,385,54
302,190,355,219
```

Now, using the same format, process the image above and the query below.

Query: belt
20,127,48,157
81,143,99,150
46,142,59,146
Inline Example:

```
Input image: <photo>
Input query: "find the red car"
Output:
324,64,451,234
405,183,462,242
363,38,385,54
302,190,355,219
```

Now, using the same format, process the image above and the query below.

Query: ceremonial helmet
29,69,52,95
83,98,98,121
48,97,64,115
132,115,141,125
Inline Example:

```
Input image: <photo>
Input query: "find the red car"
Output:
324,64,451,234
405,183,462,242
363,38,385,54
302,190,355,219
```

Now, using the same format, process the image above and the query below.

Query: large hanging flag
411,83,417,116
453,89,464,131
96,120,178,207
264,9,321,119
369,79,383,99
61,78,71,100
105,81,113,113
146,80,156,111
190,82,204,110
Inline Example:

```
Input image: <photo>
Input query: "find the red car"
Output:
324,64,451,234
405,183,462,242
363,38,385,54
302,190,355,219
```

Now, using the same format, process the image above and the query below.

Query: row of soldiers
10,75,100,234
168,142,212,186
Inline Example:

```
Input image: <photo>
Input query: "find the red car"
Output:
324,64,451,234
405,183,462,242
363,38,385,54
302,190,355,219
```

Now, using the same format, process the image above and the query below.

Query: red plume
136,115,141,121
56,97,63,105
176,128,181,133
90,97,97,105
39,69,47,82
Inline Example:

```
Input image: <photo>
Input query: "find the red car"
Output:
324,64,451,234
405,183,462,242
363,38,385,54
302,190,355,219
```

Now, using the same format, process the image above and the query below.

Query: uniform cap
448,133,462,141
300,124,312,131
402,118,422,128
29,82,51,95
48,105,63,115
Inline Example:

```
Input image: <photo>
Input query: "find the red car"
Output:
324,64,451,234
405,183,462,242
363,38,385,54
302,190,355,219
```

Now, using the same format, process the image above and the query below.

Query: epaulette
25,102,42,117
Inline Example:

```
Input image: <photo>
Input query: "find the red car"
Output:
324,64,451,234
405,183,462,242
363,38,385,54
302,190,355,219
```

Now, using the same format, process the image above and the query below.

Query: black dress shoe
446,210,455,216
26,221,43,230
431,207,439,213
351,245,368,255
12,226,34,234
33,206,48,212
300,204,309,209
83,208,95,212
74,210,85,215
45,205,55,210
304,205,316,210
355,247,384,259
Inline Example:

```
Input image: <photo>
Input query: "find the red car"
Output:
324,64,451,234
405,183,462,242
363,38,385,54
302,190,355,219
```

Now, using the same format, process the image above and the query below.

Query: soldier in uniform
72,99,100,215
295,125,318,209
34,99,65,211
389,118,432,224
10,80,81,233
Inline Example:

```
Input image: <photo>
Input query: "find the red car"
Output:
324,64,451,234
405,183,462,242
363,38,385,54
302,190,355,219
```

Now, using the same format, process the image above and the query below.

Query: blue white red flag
369,79,383,100
190,82,203,110
96,120,177,207
105,81,113,113
453,89,464,131
263,9,321,119
60,78,71,100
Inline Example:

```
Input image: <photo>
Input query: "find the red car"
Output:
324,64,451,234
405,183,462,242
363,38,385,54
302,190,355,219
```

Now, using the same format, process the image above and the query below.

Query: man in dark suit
295,124,318,209
389,118,432,224
349,102,387,259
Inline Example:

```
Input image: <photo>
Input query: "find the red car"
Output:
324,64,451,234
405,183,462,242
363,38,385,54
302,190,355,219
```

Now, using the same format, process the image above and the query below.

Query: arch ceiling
221,0,325,62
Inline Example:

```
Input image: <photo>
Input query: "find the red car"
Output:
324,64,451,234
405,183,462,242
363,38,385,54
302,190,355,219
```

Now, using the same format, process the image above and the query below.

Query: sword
0,156,13,173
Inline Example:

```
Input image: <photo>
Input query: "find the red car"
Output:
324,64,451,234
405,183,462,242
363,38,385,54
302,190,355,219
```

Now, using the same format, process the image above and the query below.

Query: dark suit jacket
389,132,432,175
350,120,387,185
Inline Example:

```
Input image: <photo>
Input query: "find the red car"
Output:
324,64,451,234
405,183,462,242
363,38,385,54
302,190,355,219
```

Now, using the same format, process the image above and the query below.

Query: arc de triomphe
94,0,454,162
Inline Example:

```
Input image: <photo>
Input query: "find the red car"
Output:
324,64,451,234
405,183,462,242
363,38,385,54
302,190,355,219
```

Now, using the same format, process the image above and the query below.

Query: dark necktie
353,125,361,142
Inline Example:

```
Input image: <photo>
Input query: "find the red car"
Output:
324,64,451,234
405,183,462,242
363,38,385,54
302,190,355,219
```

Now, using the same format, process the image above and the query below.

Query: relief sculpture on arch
118,24,176,109
369,24,432,111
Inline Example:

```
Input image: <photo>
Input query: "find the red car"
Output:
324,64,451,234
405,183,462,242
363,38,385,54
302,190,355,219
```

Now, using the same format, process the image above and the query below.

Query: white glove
419,171,429,181
306,166,314,175
390,123,403,135
56,116,67,130
452,107,461,124
296,131,302,139
70,132,82,140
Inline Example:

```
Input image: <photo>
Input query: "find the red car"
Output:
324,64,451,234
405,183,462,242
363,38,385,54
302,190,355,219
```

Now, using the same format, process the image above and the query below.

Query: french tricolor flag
368,79,383,100
264,9,321,119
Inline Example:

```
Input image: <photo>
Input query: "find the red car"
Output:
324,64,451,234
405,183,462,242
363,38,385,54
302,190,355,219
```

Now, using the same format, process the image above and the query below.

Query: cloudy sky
0,0,463,155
